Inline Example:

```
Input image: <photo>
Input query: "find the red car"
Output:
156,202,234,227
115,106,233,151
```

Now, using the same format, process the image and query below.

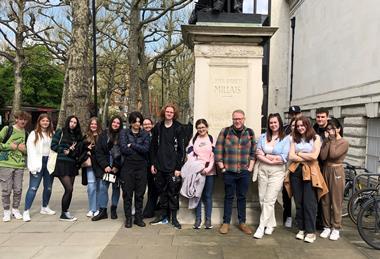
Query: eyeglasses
197,126,207,130
326,127,335,131
232,118,244,121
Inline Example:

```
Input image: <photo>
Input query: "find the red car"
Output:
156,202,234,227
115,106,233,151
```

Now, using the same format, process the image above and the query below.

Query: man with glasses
215,109,256,235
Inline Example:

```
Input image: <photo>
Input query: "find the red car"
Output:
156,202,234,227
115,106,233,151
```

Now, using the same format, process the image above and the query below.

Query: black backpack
1,126,29,144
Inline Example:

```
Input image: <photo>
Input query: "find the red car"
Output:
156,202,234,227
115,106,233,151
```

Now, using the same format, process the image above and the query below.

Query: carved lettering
213,78,242,97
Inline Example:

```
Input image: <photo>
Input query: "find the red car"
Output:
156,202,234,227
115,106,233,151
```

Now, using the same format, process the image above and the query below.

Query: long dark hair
108,115,122,145
192,119,209,143
34,113,54,145
266,113,285,142
62,115,82,142
292,116,316,143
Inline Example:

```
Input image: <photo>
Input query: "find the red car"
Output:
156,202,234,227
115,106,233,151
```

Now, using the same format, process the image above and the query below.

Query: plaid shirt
215,126,256,173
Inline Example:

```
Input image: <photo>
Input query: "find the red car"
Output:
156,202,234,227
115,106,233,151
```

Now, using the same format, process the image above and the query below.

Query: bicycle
342,162,368,217
357,194,380,250
347,172,380,224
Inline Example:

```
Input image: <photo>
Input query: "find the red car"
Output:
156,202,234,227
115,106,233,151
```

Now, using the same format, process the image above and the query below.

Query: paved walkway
0,174,379,259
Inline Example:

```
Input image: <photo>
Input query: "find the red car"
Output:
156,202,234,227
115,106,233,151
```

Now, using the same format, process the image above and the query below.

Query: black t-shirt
157,124,177,172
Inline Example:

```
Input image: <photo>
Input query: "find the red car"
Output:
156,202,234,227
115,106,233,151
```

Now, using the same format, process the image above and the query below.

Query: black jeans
121,160,147,219
290,165,318,233
143,166,159,217
154,170,182,215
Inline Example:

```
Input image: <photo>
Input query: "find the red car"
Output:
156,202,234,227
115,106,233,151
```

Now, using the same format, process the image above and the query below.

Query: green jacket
0,126,27,169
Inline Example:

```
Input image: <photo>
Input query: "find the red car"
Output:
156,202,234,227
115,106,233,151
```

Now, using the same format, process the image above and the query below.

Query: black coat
93,130,122,179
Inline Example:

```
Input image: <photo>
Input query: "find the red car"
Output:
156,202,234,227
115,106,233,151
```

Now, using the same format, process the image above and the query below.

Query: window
367,119,380,173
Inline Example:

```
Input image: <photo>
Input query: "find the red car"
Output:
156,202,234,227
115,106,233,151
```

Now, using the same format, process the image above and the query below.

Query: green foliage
0,45,64,108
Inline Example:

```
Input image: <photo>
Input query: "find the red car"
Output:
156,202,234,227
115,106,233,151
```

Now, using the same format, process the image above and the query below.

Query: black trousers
290,165,318,233
143,166,159,217
282,186,292,221
121,160,147,219
154,170,182,214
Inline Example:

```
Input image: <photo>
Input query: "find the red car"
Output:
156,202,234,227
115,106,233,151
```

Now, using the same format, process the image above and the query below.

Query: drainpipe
289,17,296,106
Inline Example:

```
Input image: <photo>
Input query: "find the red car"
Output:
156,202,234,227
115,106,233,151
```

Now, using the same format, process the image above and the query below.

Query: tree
100,0,191,116
0,45,64,108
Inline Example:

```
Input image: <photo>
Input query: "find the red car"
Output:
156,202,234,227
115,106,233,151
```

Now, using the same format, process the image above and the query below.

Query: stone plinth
179,24,277,225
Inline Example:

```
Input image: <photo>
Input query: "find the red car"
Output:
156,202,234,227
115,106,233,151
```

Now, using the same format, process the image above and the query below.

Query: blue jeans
223,170,250,224
98,179,121,209
195,175,215,220
24,157,54,210
86,168,100,212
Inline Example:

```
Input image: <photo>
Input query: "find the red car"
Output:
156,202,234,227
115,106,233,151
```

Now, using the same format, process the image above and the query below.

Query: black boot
92,208,108,221
111,205,118,219
125,217,132,228
171,210,181,229
134,217,146,227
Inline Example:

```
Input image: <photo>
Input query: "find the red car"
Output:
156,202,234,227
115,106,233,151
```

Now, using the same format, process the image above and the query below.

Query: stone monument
180,9,277,224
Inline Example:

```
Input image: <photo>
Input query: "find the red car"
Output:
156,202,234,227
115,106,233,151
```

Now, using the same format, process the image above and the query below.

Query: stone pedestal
180,24,277,225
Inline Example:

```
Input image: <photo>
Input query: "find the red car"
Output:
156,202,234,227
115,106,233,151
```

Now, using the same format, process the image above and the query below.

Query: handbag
47,132,63,174
103,172,117,183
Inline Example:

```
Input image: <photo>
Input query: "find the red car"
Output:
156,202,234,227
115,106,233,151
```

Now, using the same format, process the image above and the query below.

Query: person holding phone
51,115,83,221
319,118,349,241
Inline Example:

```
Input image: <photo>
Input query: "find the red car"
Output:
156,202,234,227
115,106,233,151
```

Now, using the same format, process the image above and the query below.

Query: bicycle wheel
348,188,378,224
357,198,380,250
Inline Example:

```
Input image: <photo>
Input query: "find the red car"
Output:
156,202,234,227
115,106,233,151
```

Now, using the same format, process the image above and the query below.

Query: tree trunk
65,0,91,127
101,90,109,129
127,0,142,113
57,63,70,128
9,0,26,122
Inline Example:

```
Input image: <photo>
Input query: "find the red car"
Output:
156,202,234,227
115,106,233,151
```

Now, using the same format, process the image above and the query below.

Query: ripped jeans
24,156,54,210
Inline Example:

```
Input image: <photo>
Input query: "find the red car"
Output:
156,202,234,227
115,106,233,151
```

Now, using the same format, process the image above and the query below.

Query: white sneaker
40,206,56,215
93,210,99,217
12,208,23,219
23,210,31,222
304,233,316,243
284,217,292,228
3,210,11,222
86,211,94,217
296,230,305,240
329,229,340,241
253,226,265,239
264,227,274,235
320,227,331,239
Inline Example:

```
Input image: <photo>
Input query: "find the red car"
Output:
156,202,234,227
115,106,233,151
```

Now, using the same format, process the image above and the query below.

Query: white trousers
258,163,286,228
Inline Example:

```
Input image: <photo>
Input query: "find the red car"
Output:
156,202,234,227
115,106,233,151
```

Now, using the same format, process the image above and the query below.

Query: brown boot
219,223,230,234
239,223,252,235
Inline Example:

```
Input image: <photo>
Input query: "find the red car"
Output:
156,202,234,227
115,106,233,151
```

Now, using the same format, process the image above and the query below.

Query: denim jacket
257,133,290,163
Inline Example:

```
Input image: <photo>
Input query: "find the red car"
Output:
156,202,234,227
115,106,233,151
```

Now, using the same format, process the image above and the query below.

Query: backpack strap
1,126,13,144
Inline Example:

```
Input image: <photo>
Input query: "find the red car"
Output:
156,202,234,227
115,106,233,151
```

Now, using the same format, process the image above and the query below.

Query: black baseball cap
288,106,301,114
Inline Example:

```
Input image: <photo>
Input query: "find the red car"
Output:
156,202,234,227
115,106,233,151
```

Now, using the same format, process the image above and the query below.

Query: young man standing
313,107,330,230
215,109,256,235
0,111,30,222
149,104,185,229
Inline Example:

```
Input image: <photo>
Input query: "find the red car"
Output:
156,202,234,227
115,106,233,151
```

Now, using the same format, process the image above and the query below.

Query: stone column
180,25,277,224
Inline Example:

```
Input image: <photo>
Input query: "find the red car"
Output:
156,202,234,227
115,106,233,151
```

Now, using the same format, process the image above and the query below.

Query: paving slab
32,245,104,259
1,232,71,246
0,245,43,259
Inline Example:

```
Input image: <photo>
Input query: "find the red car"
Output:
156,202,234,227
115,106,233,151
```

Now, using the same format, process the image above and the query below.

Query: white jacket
27,131,52,174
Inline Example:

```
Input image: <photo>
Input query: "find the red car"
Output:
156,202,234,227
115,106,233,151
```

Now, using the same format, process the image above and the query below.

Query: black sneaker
59,212,77,222
193,218,201,229
204,219,213,229
172,219,182,229
125,217,132,228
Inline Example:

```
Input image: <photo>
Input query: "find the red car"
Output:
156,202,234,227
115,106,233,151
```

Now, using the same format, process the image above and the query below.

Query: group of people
0,104,349,244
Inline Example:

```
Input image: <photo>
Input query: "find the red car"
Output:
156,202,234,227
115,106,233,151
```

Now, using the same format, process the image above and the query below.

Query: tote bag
47,132,63,174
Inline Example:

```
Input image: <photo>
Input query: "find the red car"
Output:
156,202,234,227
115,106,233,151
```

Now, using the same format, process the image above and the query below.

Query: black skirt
53,159,78,177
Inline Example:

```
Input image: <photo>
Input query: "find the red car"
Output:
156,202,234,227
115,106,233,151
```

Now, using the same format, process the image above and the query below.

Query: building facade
268,0,380,171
